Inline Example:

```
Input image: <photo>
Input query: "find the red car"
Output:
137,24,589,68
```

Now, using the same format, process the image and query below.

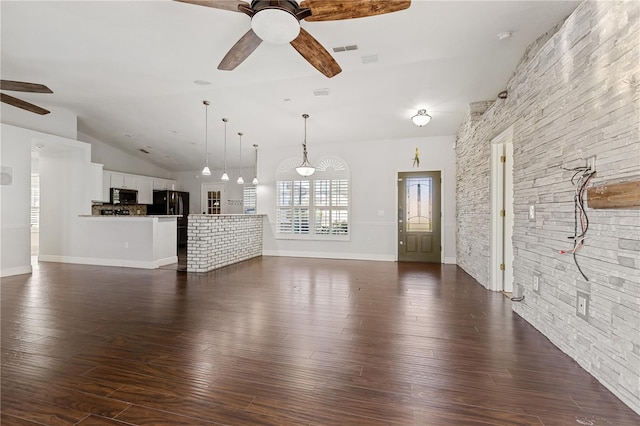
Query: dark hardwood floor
2,257,638,425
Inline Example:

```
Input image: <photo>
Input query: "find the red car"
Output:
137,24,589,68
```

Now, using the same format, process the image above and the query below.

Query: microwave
110,188,138,205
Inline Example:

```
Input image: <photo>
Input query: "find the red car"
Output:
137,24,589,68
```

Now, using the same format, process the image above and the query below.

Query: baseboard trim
262,250,395,262
38,255,178,270
1,264,33,277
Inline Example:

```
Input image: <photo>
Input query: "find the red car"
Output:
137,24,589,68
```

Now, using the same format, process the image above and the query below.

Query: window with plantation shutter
243,186,256,214
275,156,350,240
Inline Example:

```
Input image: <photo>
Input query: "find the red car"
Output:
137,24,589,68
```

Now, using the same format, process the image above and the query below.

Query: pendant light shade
252,144,259,185
411,109,432,127
296,113,315,177
201,100,211,176
237,132,244,184
221,118,229,181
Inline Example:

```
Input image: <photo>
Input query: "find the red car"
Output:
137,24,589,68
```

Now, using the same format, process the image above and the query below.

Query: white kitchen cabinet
109,172,125,188
102,170,176,205
136,176,153,204
153,178,176,191
153,178,167,190
90,163,108,202
110,172,136,189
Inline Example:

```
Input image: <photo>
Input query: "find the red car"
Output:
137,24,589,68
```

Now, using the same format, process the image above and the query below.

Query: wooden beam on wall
587,179,640,209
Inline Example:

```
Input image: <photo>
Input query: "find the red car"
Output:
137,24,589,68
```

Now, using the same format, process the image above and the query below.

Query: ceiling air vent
332,44,358,53
313,88,330,96
361,54,378,64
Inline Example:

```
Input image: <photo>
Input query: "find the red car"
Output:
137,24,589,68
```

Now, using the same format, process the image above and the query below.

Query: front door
398,171,441,263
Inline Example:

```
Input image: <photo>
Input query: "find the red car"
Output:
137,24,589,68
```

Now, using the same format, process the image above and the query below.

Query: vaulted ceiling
1,1,579,171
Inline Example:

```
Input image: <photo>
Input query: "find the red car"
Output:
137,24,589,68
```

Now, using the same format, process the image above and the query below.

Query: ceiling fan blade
173,0,248,13
300,0,410,21
1,93,50,115
0,80,53,93
218,29,263,71
290,28,342,78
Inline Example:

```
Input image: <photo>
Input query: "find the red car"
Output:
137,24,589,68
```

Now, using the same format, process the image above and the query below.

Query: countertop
79,215,183,219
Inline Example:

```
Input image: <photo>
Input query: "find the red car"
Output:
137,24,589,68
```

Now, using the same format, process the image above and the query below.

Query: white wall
78,131,174,179
0,124,33,276
39,144,92,259
257,135,457,262
456,1,640,414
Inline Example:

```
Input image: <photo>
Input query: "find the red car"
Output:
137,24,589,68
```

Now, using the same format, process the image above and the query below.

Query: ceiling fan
0,80,53,115
176,0,411,78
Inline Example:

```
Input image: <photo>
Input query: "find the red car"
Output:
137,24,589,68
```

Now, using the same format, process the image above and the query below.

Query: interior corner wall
78,131,174,179
1,105,78,140
455,1,639,414
0,124,33,277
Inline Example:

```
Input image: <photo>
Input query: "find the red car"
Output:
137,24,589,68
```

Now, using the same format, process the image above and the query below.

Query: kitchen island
187,214,264,272
59,215,182,269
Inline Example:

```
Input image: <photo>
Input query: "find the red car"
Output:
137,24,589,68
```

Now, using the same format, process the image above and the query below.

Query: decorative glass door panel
207,190,221,214
398,171,441,263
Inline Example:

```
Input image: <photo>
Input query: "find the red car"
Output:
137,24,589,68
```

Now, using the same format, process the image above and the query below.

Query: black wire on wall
560,166,596,281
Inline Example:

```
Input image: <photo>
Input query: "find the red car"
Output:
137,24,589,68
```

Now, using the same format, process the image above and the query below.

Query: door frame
490,126,514,292
395,168,445,262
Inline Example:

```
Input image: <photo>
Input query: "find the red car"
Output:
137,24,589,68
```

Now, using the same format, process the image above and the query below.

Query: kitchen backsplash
92,204,148,216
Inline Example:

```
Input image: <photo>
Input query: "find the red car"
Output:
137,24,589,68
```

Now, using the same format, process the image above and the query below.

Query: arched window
275,156,350,240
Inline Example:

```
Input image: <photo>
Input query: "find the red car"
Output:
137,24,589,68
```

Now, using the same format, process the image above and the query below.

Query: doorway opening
397,171,441,263
31,155,40,265
490,127,514,292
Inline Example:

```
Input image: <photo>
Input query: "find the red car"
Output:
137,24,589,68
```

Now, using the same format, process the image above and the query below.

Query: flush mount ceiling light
237,132,245,184
201,100,211,176
221,118,229,181
411,109,432,127
296,113,315,177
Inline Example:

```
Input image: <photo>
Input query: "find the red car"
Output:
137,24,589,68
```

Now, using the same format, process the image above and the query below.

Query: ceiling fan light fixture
251,9,300,44
411,109,432,127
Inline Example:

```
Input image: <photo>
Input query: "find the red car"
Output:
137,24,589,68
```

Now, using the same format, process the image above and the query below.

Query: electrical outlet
576,291,589,320
587,156,596,172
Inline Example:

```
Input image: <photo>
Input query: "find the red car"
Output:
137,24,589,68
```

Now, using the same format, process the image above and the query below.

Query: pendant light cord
223,118,228,171
302,113,309,160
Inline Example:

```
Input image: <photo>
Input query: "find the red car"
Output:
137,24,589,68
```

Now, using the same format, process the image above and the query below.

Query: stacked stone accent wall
187,215,263,272
456,1,639,414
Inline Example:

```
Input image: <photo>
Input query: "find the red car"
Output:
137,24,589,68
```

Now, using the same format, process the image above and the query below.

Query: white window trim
275,156,351,241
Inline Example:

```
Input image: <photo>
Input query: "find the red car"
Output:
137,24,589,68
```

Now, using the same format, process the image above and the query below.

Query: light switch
529,204,535,220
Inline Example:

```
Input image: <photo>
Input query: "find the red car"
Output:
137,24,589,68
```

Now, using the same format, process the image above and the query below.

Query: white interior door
491,127,514,292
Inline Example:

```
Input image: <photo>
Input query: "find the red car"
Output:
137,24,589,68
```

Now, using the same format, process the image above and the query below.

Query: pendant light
236,132,244,184
296,113,315,177
201,100,211,176
220,118,229,181
252,144,259,185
